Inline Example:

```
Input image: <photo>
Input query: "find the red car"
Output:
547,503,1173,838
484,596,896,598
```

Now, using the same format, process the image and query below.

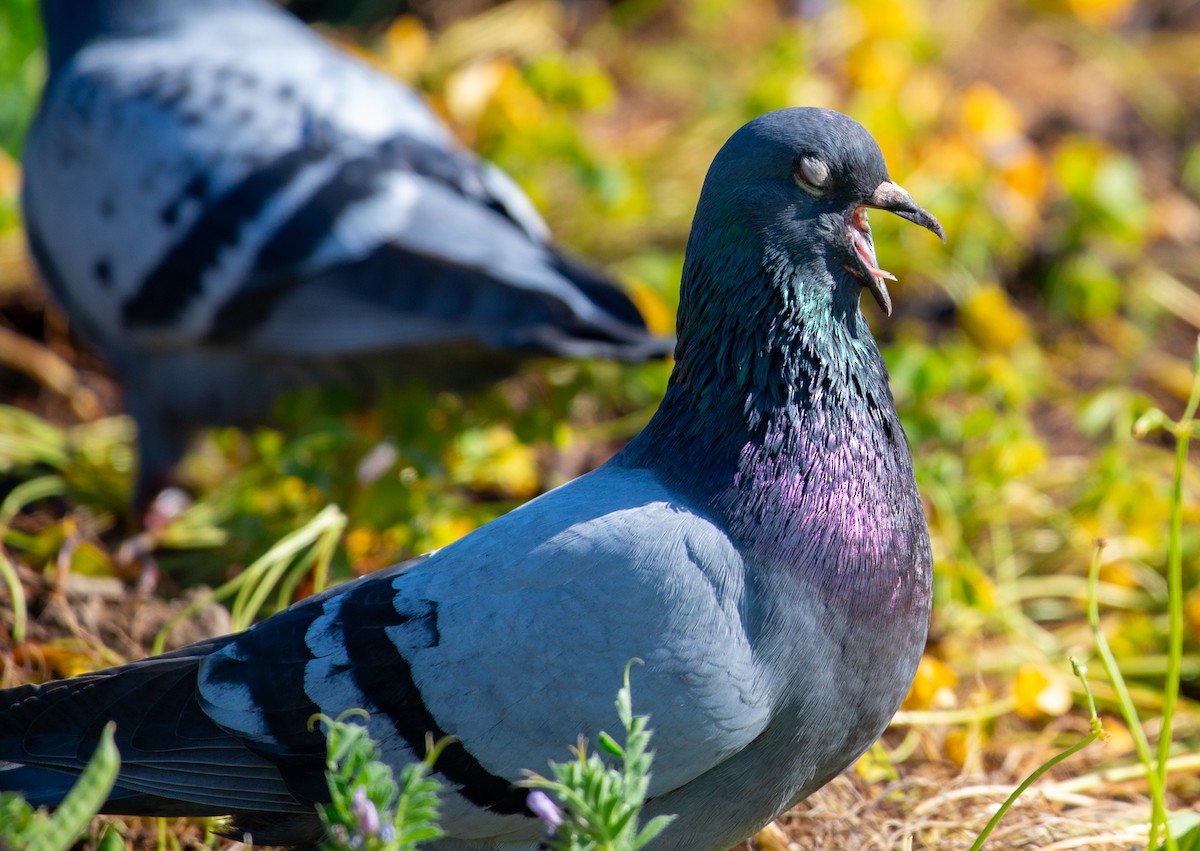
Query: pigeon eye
794,157,831,195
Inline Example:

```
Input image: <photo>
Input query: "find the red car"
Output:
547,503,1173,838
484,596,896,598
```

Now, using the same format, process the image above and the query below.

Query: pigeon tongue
850,207,896,285
849,206,898,315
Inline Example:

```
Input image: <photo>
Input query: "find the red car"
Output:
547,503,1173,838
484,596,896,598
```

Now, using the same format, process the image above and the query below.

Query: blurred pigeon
22,0,671,501
1,108,944,849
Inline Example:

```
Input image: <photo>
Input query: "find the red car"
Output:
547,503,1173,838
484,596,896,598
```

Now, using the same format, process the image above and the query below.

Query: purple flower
527,790,564,830
351,786,381,836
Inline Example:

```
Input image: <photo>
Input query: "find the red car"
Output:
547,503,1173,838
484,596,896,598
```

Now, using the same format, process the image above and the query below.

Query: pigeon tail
0,635,329,844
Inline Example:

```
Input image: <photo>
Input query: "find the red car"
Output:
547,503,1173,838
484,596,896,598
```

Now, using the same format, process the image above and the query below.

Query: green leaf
23,722,120,851
96,825,127,851
1162,811,1200,851
1133,408,1169,438
633,815,676,849
597,731,624,759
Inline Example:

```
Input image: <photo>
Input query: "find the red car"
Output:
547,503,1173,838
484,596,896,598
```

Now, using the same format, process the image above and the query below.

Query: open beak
846,181,945,316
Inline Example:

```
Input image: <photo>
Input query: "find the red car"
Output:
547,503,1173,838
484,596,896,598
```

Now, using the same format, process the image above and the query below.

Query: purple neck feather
617,258,931,612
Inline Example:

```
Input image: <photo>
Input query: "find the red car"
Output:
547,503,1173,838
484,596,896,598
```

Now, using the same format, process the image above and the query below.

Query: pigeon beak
847,181,945,317
865,181,946,243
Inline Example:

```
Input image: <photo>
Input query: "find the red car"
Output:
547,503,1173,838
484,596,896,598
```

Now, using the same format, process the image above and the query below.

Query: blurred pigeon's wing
23,4,452,351
24,2,657,362
200,134,652,358
23,0,671,499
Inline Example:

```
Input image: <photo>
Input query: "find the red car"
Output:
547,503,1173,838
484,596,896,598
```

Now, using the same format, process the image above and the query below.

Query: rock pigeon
0,107,944,849
22,0,671,501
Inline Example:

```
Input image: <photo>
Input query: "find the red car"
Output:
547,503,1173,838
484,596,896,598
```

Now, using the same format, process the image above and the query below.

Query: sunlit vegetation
1,0,1198,847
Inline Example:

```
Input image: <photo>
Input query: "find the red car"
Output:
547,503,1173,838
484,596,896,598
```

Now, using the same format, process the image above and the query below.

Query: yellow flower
850,0,924,41
1098,559,1141,589
0,149,20,204
997,148,1049,237
627,279,677,337
345,527,381,564
490,62,549,132
959,285,1031,351
1002,147,1048,202
449,425,541,499
380,15,430,83
900,69,952,129
1186,587,1200,639
902,654,958,710
281,475,318,510
920,136,982,184
1013,663,1073,720
748,822,792,851
428,515,478,550
1064,0,1135,28
845,42,911,96
960,82,1024,145
443,59,522,139
945,722,987,771
999,436,1048,478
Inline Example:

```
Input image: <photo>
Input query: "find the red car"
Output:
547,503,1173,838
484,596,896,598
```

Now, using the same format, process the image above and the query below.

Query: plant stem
892,697,1015,727
0,475,67,644
1154,356,1200,848
152,504,346,653
966,658,1102,851
1087,542,1172,850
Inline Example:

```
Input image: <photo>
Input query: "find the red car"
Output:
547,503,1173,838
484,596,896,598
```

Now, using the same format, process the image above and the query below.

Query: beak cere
847,180,946,317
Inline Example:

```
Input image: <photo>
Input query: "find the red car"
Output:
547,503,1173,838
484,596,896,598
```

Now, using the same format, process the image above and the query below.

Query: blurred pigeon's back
23,0,672,499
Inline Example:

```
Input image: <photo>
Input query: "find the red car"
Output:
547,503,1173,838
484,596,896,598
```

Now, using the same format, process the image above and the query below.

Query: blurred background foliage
0,0,1198,841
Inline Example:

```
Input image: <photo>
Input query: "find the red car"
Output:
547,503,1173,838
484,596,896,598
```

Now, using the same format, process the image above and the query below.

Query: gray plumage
1,107,944,849
22,0,671,500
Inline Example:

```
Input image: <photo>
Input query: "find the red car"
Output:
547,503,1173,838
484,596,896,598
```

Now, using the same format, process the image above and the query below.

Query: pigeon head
625,108,944,515
683,107,944,320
